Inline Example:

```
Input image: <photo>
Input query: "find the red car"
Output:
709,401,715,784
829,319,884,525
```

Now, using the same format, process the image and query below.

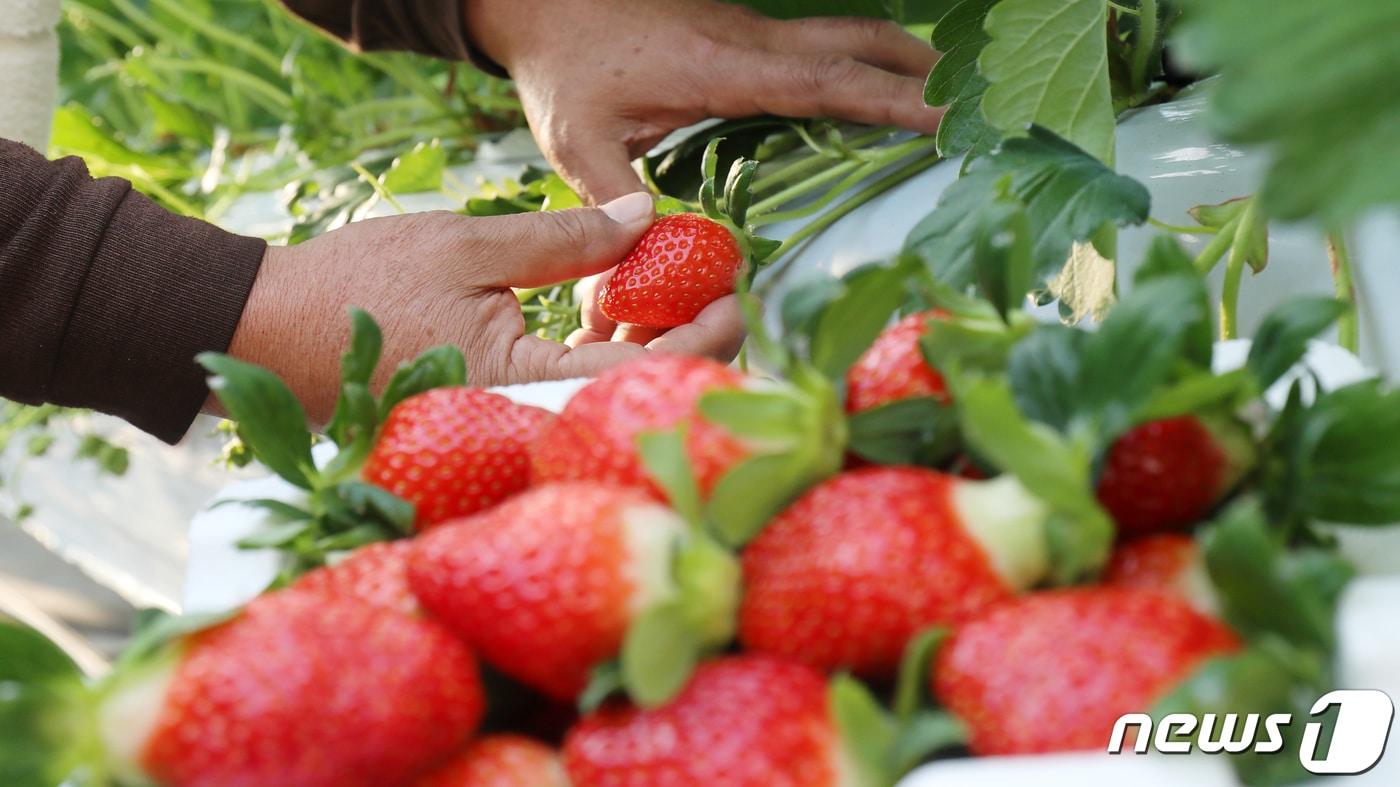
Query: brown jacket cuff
48,192,266,444
283,0,510,77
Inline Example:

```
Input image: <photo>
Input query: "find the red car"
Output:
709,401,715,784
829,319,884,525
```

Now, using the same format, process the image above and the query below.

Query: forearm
0,139,266,443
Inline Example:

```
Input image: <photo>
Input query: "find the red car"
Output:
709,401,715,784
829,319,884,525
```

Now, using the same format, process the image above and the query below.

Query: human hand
466,0,943,204
219,193,745,423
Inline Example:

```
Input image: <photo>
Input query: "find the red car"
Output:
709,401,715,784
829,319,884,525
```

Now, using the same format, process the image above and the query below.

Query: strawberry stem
1326,230,1359,354
749,136,939,225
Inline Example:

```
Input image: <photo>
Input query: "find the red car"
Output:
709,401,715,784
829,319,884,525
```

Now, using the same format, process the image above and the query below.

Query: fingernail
600,192,654,226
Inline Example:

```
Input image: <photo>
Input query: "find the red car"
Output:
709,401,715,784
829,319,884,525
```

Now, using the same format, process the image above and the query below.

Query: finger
612,324,664,345
767,17,940,79
470,192,655,288
726,52,944,136
568,270,618,347
646,295,747,363
509,333,649,383
546,131,647,206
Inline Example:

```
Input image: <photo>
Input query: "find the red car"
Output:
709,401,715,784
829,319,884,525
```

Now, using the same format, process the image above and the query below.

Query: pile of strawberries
13,240,1396,787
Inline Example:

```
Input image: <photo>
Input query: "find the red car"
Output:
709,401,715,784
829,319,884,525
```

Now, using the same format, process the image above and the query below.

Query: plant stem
1218,201,1259,340
749,136,940,225
751,127,895,194
1149,217,1215,235
1130,0,1159,95
1193,214,1241,275
1327,231,1360,353
350,163,405,214
760,151,942,284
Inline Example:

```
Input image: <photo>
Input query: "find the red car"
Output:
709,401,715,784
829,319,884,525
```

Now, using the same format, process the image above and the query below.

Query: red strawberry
564,655,846,787
364,387,554,531
1103,534,1220,614
408,482,738,701
931,587,1240,755
1096,415,1251,535
292,540,419,616
739,467,1050,677
845,311,948,413
530,354,749,497
417,735,569,787
598,213,744,328
98,589,484,787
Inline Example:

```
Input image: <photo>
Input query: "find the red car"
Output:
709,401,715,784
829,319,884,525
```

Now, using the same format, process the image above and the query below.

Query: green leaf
980,0,1116,163
322,383,378,480
1285,381,1400,525
1133,235,1214,368
378,345,468,420
1154,641,1330,787
924,0,1002,158
893,627,948,721
0,623,87,787
578,660,626,714
830,674,897,787
970,189,1034,318
1139,369,1253,423
1076,275,1207,438
1201,499,1354,654
118,609,237,669
952,373,1113,581
335,481,416,535
621,602,701,708
236,521,314,550
809,258,918,381
198,353,317,490
1006,324,1086,431
211,497,315,522
905,128,1149,289
1174,0,1400,223
637,428,704,529
698,389,807,446
380,140,447,194
1247,297,1348,391
847,397,960,467
891,710,969,774
706,452,811,546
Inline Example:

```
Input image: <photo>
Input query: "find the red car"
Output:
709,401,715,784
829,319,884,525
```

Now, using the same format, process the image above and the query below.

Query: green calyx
696,138,781,280
618,533,740,709
199,308,467,571
831,629,968,787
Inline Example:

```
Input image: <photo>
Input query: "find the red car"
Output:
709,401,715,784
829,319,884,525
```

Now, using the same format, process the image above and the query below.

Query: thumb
477,192,655,288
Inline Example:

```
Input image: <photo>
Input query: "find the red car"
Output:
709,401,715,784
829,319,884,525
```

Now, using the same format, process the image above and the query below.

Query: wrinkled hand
220,193,744,422
467,0,943,204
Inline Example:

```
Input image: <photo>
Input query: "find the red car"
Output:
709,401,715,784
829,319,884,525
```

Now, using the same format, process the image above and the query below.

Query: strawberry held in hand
96,589,485,787
931,587,1240,755
564,656,863,787
599,213,745,328
1096,414,1253,535
365,387,553,530
739,466,1052,676
408,482,739,702
416,735,569,787
531,353,750,496
846,310,949,413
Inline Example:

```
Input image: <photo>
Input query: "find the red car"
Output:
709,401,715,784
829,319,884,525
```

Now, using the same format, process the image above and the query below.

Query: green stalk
749,136,939,225
1218,200,1260,340
1193,214,1242,275
1327,231,1360,354
138,56,294,113
350,163,406,214
148,0,284,74
750,127,895,194
1148,217,1215,235
1130,0,1160,95
759,151,942,285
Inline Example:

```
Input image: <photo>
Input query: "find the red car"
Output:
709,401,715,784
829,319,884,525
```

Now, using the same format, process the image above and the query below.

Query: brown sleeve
0,139,266,444
281,0,509,76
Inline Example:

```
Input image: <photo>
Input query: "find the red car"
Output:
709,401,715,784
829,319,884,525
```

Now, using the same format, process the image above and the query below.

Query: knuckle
540,208,594,251
799,54,859,93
